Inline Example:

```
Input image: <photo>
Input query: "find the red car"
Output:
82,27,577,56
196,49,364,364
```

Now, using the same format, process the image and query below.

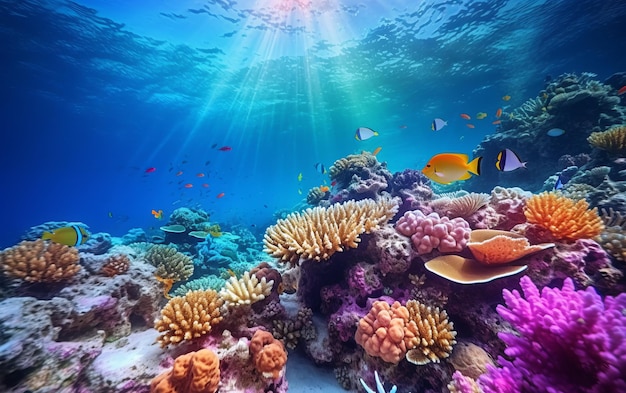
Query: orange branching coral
150,348,220,393
404,300,456,365
524,192,604,241
101,254,130,277
0,239,80,283
154,289,224,347
264,196,398,265
355,301,410,364
249,330,288,380
587,125,626,153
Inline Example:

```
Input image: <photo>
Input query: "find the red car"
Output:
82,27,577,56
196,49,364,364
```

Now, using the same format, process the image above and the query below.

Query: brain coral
0,239,80,283
395,210,471,255
154,289,224,347
524,192,604,241
263,196,399,265
355,301,411,364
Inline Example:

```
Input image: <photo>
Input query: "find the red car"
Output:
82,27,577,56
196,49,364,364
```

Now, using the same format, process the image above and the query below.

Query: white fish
355,127,379,141
431,118,447,131
495,148,527,171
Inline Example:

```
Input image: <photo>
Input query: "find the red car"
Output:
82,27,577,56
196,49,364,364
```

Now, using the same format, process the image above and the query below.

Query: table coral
478,275,626,393
524,191,604,241
219,270,274,307
0,239,80,283
395,210,471,255
150,348,220,393
154,289,224,347
263,196,399,265
249,330,288,380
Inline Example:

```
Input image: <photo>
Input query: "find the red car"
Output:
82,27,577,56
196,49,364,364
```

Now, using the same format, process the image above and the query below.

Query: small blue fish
355,127,379,141
495,148,527,171
554,175,564,190
431,118,447,131
547,128,565,137
314,163,326,174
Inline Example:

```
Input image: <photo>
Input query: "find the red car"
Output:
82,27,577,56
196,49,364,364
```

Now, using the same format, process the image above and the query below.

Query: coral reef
100,253,130,276
154,289,224,347
395,210,471,255
150,348,220,393
404,299,456,365
249,330,288,380
355,301,410,364
448,342,494,380
264,196,399,264
219,270,274,307
327,152,394,203
587,124,626,153
145,244,194,281
0,239,80,283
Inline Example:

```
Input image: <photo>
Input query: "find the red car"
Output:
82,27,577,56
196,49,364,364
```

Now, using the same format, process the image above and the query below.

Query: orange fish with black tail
421,153,482,185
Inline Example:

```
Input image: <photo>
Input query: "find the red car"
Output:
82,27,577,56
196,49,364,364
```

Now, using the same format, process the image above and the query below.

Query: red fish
460,113,471,120
492,120,502,125
196,173,205,178
216,192,225,198
495,108,502,118
184,183,193,188
145,167,156,173
331,181,337,187
202,183,209,188
176,171,183,176
466,124,475,129
618,86,626,95
218,146,232,151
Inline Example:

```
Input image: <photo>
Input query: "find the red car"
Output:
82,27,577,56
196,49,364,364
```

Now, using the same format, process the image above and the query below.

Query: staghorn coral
355,301,411,364
249,329,288,380
264,196,398,265
404,299,457,365
0,239,80,283
145,244,194,281
219,270,274,307
100,253,130,276
587,125,626,153
150,348,220,393
154,289,223,347
524,192,604,241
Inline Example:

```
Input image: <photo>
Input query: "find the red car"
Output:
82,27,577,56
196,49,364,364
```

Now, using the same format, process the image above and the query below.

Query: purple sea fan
479,276,626,393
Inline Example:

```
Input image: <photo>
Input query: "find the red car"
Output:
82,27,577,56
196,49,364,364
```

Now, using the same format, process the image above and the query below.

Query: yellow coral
404,299,456,365
587,125,626,153
219,271,274,307
154,289,224,347
263,196,398,265
524,192,604,241
0,239,80,283
145,244,194,281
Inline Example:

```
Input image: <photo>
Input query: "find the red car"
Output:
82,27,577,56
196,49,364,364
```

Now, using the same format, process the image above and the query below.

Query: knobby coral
154,289,224,347
404,299,457,365
0,239,80,282
249,330,288,380
355,301,410,364
395,210,471,255
150,348,220,393
478,276,626,393
100,253,130,276
587,125,626,153
219,271,274,307
145,244,194,281
263,196,399,265
524,192,604,241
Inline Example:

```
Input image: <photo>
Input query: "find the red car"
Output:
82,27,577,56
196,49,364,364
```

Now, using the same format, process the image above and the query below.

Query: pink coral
395,210,471,255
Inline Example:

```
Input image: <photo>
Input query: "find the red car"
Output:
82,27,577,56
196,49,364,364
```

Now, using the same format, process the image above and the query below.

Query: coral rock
150,348,220,393
0,239,80,283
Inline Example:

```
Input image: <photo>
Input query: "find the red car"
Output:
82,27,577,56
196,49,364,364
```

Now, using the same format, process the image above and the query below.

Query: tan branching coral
404,299,457,365
154,289,224,347
145,244,194,281
524,192,604,241
587,125,626,153
264,196,399,265
0,239,80,283
219,271,274,307
101,254,130,276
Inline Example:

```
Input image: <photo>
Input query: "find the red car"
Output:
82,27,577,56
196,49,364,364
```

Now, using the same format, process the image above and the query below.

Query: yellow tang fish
476,112,488,120
42,225,90,246
421,153,482,185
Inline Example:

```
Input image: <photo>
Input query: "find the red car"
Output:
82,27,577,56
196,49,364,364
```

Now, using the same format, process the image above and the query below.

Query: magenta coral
395,210,470,255
479,276,626,393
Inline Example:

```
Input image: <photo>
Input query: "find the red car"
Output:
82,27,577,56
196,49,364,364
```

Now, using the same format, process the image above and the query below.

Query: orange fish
492,120,502,125
176,171,183,176
502,95,511,101
202,183,209,188
372,146,382,156
151,209,163,219
496,108,502,118
319,185,330,193
184,183,193,188
466,124,475,129
460,113,471,120
217,192,225,198
196,173,205,178
618,86,626,95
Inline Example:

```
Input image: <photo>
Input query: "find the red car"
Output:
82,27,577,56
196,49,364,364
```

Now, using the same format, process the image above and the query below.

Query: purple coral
479,276,626,393
395,210,470,255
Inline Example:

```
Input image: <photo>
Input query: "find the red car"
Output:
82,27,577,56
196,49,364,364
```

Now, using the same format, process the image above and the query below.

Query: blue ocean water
0,0,624,246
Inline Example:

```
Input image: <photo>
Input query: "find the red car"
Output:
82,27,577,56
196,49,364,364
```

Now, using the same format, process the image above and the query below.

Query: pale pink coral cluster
395,210,471,255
